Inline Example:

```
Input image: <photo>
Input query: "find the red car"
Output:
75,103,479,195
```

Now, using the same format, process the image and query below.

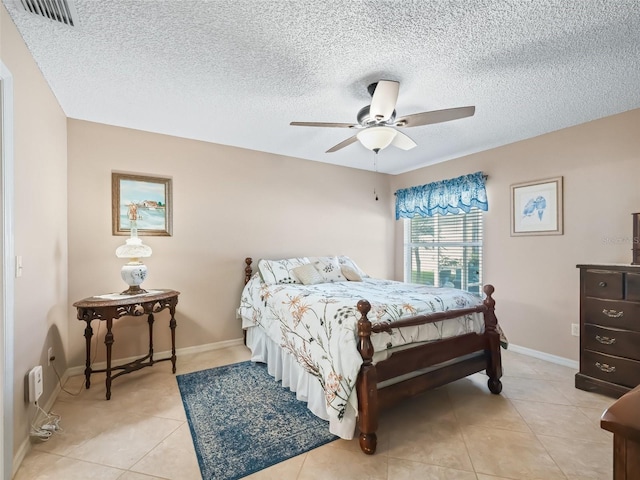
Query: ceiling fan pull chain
373,151,379,201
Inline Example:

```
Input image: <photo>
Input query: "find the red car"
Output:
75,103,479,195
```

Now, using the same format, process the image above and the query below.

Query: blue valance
395,171,488,219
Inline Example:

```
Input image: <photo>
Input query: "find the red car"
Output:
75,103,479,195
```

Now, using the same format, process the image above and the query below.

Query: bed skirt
245,325,357,439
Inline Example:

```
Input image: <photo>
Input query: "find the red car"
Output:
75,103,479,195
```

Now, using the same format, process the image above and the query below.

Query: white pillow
257,257,309,285
292,263,324,285
341,265,363,282
310,256,346,283
337,256,368,278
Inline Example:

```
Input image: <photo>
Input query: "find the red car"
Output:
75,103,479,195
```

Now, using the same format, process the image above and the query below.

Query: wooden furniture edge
601,385,640,443
601,385,640,479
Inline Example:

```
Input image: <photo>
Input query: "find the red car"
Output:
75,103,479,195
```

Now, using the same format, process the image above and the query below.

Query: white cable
30,401,63,441
30,322,103,441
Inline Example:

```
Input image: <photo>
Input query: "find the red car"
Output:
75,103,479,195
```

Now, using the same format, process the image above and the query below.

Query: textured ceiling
3,0,640,174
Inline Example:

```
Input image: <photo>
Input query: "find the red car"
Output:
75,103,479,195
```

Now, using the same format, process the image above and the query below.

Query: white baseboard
65,337,245,377
508,343,579,370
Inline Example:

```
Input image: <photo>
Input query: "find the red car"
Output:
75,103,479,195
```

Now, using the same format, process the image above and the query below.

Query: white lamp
356,126,398,153
116,204,152,295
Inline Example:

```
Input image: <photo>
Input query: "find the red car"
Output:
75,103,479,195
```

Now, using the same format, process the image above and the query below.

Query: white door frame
0,60,16,480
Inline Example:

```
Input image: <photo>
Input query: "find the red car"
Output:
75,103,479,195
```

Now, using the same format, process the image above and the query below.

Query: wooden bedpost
356,299,378,455
483,284,503,394
244,257,253,285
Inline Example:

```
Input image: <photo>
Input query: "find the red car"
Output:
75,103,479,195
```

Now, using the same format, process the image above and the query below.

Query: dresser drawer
584,270,624,299
584,298,640,331
627,273,640,302
582,350,640,388
584,324,640,361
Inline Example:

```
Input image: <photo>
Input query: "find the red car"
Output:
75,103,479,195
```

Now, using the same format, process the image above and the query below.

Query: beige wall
391,109,640,361
1,5,69,465
67,120,393,367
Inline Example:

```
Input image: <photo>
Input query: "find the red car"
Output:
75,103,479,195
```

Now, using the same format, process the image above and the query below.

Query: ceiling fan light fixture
356,126,397,153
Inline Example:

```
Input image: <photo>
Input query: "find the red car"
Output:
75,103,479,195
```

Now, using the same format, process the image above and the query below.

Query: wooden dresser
576,264,640,398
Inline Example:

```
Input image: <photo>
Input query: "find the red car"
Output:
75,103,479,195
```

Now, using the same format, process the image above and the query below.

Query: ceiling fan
290,80,475,154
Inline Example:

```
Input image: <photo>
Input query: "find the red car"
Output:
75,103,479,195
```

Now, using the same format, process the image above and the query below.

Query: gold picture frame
112,172,173,236
511,176,563,236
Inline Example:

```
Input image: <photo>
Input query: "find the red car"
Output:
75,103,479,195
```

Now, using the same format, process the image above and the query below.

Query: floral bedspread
239,275,485,428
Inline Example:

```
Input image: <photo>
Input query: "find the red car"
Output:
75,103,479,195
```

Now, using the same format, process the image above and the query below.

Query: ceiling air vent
15,0,78,27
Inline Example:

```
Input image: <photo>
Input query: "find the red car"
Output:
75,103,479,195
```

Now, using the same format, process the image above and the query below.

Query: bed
238,256,503,455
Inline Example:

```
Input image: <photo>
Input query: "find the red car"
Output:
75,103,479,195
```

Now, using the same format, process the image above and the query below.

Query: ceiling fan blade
395,106,475,128
369,80,399,122
391,131,417,150
326,135,358,153
290,121,356,128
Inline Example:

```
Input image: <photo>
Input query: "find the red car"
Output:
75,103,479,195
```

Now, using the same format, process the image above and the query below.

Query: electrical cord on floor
51,321,102,397
51,362,84,397
29,401,63,441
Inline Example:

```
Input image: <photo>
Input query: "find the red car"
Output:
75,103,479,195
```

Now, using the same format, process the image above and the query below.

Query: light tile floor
15,347,616,480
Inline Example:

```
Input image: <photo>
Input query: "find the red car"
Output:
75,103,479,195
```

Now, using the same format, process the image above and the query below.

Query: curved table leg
148,313,155,364
105,318,114,400
83,320,93,389
169,305,177,374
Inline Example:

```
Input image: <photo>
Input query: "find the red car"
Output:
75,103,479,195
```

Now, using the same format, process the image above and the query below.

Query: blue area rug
177,361,337,480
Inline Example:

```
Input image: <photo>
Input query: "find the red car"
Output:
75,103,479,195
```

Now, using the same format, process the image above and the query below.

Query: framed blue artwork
511,176,563,236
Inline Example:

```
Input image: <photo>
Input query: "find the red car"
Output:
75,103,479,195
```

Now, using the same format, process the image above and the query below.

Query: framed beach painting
112,172,173,236
510,176,563,236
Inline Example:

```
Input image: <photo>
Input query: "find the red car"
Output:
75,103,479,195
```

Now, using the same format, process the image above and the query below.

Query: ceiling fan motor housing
357,105,396,126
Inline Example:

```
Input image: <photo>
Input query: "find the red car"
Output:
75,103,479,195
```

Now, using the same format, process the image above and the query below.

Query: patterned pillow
337,255,368,278
292,263,325,285
257,257,310,285
310,256,346,282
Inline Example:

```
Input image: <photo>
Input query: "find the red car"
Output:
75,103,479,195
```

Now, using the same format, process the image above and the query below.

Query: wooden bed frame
242,257,503,455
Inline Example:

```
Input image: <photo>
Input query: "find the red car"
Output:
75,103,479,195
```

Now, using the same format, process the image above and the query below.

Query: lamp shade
115,237,152,259
356,126,398,152
115,219,152,295
116,218,152,259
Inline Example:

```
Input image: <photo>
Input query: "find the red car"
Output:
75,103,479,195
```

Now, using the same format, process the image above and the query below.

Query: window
404,209,483,295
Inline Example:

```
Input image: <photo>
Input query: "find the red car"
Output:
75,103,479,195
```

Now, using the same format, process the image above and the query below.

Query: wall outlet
28,365,43,403
571,323,580,337
47,347,53,366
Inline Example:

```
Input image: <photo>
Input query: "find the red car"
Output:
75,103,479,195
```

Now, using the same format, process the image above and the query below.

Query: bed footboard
355,284,502,454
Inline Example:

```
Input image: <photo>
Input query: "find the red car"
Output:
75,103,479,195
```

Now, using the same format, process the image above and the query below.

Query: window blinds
404,209,483,295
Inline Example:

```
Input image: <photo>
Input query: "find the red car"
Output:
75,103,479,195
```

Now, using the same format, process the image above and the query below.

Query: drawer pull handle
602,309,624,318
595,335,616,345
598,281,607,287
595,362,616,373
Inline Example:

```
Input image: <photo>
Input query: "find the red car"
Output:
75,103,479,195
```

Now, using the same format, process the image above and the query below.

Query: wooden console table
74,289,180,400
